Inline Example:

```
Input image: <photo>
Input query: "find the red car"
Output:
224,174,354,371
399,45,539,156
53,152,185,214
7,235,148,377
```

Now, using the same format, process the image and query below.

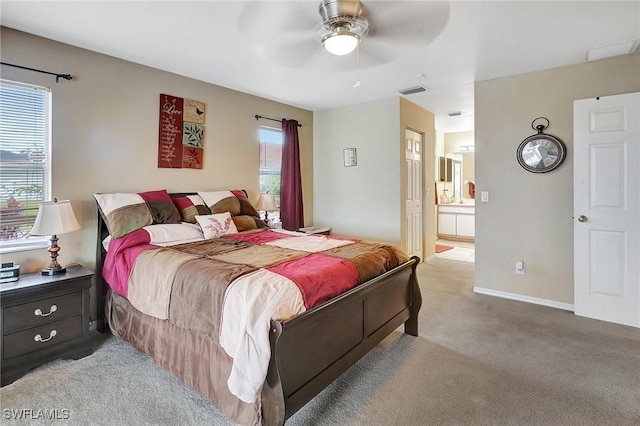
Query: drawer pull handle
34,305,57,317
34,330,57,343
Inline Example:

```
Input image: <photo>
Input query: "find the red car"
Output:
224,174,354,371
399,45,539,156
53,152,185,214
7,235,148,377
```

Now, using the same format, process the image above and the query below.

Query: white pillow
195,212,238,239
102,223,204,251
143,223,204,245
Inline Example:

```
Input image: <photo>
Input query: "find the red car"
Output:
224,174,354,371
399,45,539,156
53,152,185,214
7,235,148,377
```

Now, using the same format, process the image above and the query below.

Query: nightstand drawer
3,292,82,333
3,316,82,359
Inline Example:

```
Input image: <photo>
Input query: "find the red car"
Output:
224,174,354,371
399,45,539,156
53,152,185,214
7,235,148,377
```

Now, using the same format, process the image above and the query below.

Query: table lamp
255,193,278,223
30,198,81,275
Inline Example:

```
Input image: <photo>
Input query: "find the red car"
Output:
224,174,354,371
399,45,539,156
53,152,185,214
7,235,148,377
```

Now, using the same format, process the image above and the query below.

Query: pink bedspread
267,253,359,308
102,228,158,297
103,229,366,310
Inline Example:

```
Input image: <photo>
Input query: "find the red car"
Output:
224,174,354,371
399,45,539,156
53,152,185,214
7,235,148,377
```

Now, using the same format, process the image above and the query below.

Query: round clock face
516,134,566,173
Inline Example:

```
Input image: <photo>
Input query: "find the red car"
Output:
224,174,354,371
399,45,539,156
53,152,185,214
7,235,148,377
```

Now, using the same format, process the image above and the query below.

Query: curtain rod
0,62,73,83
255,114,302,127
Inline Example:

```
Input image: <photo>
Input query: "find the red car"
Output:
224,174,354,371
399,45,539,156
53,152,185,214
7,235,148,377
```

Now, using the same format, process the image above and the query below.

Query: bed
94,189,422,426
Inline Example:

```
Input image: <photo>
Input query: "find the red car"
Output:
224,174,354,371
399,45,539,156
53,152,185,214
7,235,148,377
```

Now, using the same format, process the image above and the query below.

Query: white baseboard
424,253,437,262
473,286,574,312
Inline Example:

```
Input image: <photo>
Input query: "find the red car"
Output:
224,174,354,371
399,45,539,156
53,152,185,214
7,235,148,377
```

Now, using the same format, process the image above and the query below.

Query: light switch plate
481,191,489,202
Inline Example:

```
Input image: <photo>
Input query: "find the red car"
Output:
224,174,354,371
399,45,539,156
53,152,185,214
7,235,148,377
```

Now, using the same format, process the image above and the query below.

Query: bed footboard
262,256,421,425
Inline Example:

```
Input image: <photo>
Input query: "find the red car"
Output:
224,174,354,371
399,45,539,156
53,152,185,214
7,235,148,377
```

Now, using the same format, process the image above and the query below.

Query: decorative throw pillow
198,191,241,216
232,215,269,232
195,212,238,239
94,193,153,238
172,195,211,223
236,193,262,218
138,189,181,225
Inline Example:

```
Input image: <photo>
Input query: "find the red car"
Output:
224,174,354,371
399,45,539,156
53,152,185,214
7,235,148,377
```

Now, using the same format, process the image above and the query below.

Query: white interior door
405,129,423,260
573,92,640,328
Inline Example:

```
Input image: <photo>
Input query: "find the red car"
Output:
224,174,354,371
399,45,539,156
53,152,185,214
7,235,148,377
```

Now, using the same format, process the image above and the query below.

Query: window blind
0,80,50,242
259,126,282,207
259,126,282,175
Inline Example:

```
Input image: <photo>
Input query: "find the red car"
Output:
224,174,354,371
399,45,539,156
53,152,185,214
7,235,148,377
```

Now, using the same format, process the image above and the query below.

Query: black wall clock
516,117,567,173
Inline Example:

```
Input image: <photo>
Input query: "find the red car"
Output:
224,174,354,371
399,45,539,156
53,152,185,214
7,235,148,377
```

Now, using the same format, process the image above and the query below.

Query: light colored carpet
2,258,639,425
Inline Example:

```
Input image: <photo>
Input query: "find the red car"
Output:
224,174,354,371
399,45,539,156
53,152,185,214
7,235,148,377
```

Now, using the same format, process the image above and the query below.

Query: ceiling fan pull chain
354,44,361,88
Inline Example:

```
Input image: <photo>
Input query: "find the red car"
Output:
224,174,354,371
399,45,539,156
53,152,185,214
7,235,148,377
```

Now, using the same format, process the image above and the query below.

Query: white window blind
0,80,51,243
259,126,282,206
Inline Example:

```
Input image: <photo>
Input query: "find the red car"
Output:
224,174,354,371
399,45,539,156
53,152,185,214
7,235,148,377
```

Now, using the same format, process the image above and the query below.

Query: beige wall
313,97,436,258
475,54,640,305
313,98,401,244
1,28,314,319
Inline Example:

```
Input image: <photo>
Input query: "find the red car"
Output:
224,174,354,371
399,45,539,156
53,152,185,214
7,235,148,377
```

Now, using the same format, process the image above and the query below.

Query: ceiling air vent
586,39,640,61
399,86,427,95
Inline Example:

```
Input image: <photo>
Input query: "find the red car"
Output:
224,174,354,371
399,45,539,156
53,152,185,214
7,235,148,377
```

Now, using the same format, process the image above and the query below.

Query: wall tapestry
158,94,206,169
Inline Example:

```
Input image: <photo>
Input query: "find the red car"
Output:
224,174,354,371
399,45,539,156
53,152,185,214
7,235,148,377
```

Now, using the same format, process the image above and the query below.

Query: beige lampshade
31,199,81,236
255,193,278,212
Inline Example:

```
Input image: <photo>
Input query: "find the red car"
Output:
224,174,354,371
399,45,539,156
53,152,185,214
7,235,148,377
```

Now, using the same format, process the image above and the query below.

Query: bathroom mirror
439,157,452,182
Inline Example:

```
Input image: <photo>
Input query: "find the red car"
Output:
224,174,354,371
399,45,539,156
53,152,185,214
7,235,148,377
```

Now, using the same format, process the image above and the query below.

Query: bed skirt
106,289,261,426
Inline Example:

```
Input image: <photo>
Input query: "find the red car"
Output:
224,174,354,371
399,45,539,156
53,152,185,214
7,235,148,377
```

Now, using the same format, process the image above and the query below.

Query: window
259,126,282,205
0,80,51,249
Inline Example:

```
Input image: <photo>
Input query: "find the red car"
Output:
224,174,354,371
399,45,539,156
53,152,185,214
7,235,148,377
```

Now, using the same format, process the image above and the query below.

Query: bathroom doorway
435,130,475,261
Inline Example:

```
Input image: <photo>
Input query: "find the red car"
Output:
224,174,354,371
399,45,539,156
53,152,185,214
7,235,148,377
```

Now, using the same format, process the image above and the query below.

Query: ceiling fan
237,1,451,71
318,0,369,56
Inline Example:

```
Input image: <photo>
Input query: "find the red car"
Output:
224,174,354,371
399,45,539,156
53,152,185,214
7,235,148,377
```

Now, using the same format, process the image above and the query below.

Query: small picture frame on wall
343,148,357,167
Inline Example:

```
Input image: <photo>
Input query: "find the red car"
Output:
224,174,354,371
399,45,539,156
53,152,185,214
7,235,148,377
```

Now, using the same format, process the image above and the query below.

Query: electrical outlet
515,260,525,275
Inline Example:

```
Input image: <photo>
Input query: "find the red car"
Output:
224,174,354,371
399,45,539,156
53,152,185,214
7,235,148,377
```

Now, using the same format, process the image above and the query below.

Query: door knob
578,215,588,222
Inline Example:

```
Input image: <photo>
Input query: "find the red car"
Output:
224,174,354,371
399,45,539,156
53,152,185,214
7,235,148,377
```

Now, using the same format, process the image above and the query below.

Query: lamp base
42,234,66,276
42,266,66,276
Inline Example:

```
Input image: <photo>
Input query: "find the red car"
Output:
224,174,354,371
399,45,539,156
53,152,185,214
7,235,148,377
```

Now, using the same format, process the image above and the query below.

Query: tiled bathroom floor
435,239,475,263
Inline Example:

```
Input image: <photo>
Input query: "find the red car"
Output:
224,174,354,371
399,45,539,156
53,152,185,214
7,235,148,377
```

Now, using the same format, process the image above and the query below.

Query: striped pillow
138,190,181,225
94,193,153,238
198,190,241,216
172,195,211,223
198,190,269,232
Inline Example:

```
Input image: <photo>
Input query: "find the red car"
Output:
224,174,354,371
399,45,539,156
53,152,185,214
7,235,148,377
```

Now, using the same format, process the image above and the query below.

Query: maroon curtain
280,119,304,230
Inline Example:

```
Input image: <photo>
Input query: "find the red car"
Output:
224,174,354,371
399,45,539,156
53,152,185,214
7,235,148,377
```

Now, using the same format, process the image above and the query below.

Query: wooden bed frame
95,193,422,425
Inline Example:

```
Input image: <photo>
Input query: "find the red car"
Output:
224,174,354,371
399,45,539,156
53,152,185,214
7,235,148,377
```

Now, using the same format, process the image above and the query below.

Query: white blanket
219,269,306,403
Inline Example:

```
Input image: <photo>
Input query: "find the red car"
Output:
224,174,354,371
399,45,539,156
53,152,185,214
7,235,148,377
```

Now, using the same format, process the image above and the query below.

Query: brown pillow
138,190,181,224
232,215,269,232
237,195,261,217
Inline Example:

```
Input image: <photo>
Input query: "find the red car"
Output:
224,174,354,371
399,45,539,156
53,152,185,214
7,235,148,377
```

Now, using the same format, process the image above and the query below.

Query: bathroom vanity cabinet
438,203,475,241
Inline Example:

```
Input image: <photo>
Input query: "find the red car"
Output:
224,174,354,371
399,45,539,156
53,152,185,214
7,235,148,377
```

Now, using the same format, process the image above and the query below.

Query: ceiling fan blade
236,1,319,39
364,1,451,45
261,39,324,70
295,42,393,73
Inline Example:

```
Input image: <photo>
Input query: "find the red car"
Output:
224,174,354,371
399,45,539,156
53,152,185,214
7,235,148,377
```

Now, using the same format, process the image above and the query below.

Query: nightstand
0,265,93,386
299,226,331,236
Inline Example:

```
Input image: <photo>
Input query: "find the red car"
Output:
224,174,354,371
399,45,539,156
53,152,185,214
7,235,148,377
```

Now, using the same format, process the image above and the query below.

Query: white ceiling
1,1,639,133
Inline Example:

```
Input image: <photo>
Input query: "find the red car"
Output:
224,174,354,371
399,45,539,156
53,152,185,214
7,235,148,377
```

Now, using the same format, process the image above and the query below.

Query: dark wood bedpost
94,202,109,333
262,321,286,426
404,255,422,336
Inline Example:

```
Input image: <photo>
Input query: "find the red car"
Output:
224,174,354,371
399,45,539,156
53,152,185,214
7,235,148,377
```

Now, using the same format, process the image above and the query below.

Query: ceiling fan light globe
322,32,359,55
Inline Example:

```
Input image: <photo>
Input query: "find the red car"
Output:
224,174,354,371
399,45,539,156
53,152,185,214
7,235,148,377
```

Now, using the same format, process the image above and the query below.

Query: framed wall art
158,94,206,169
343,148,357,167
